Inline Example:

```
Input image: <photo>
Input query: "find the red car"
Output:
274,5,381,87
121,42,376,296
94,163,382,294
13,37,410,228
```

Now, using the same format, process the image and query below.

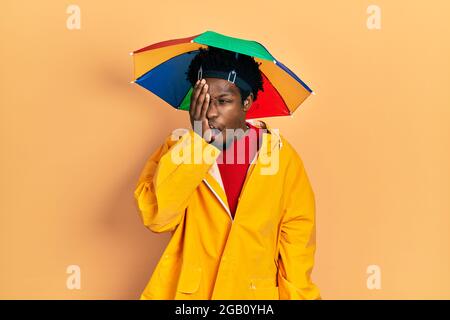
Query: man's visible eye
219,99,230,104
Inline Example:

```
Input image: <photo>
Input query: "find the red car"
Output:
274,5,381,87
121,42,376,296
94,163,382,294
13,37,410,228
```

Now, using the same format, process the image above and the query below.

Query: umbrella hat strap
197,65,252,93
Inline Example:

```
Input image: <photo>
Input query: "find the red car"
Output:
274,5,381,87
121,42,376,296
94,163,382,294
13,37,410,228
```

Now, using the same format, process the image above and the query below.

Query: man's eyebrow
216,88,236,96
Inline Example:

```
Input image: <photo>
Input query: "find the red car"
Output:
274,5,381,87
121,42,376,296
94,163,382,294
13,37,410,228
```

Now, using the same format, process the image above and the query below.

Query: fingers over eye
201,93,209,118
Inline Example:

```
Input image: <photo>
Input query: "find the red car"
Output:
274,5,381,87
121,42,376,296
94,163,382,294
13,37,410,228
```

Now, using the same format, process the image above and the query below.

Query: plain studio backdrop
1,0,449,299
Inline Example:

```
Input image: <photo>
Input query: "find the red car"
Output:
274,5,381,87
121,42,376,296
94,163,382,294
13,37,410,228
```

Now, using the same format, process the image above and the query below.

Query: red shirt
217,121,263,218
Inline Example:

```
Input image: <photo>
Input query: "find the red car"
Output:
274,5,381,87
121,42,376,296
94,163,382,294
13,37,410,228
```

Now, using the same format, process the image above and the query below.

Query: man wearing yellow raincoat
134,47,321,300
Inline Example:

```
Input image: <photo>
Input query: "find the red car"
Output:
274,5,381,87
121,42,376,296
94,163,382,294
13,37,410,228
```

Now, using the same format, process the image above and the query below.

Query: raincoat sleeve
134,129,221,233
277,154,321,300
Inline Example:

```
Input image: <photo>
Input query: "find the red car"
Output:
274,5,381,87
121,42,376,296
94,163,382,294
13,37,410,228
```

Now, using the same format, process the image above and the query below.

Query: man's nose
206,100,218,119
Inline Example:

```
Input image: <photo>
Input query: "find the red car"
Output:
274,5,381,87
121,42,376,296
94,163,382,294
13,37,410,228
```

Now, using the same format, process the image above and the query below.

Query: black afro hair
185,46,264,104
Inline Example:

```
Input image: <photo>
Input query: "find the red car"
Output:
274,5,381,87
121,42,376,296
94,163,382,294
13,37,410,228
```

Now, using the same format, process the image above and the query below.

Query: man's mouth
208,124,223,140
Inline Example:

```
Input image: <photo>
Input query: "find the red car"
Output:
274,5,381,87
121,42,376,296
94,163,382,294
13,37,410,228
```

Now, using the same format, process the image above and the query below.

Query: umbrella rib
135,49,201,82
274,59,313,93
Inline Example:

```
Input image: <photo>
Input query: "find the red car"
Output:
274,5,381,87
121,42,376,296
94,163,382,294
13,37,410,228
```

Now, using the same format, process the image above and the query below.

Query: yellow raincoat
134,119,321,300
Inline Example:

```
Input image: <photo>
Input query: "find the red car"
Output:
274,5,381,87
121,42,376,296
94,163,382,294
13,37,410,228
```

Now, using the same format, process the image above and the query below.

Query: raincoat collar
202,120,282,220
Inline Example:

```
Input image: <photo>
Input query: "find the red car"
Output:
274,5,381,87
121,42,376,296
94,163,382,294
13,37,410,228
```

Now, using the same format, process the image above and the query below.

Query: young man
134,47,321,300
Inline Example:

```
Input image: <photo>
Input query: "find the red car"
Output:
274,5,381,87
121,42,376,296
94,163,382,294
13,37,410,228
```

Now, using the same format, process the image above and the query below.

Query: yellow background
1,0,449,299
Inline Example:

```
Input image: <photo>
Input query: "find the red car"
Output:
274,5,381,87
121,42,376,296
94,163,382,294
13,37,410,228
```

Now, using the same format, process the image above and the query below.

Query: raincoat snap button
250,283,256,289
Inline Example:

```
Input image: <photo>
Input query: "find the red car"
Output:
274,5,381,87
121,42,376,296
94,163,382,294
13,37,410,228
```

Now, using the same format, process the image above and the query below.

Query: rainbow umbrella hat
130,30,314,119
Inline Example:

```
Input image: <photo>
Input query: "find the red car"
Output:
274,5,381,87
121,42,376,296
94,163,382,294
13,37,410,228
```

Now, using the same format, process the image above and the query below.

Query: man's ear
243,93,254,112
